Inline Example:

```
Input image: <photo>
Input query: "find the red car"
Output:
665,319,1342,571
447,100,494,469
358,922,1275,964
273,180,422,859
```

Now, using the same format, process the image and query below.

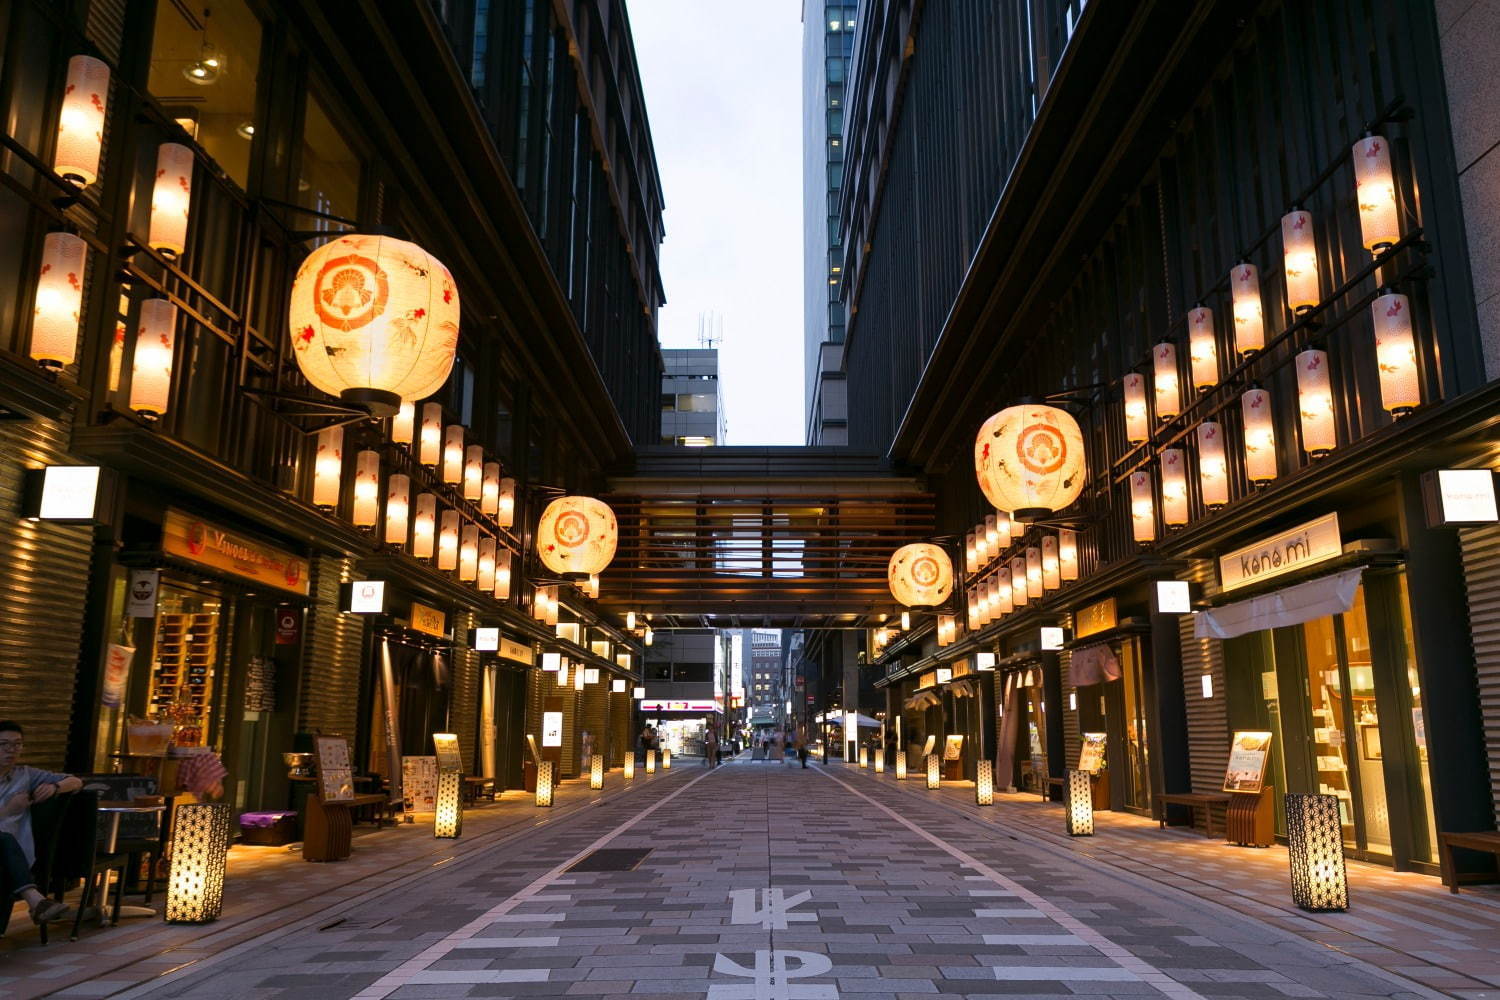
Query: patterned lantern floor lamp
926,753,941,789
624,753,635,780
166,802,231,923
434,770,462,838
646,749,657,774
895,751,907,780
535,761,555,807
858,745,868,768
590,753,604,790
1286,793,1348,911
976,759,995,806
1065,770,1094,837
662,748,671,770
874,747,885,773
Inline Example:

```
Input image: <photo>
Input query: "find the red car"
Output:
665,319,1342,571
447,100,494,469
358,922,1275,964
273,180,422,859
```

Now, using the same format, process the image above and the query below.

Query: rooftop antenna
698,311,724,350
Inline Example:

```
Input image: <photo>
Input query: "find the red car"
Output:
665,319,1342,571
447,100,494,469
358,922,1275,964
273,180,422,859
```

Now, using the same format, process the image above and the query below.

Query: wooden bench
1156,792,1231,838
1438,831,1500,893
347,792,395,828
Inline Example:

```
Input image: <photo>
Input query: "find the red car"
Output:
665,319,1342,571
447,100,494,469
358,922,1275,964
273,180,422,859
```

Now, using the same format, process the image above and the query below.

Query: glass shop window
147,0,263,190
298,92,362,228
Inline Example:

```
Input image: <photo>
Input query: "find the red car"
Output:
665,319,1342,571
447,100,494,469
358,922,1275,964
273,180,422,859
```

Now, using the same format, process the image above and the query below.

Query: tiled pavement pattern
42,759,1478,1000
838,768,1500,999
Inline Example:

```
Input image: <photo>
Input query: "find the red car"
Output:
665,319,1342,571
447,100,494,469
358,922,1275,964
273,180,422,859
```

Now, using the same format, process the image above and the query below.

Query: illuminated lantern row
887,542,953,609
289,234,460,418
537,496,618,578
393,405,517,531
974,403,1087,521
54,55,110,187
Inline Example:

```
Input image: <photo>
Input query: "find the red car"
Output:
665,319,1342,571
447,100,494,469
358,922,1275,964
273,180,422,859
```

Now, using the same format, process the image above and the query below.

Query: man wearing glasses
0,721,81,925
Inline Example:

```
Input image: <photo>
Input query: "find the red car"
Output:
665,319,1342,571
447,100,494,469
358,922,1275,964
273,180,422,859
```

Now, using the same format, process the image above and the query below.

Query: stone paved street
79,759,1483,1000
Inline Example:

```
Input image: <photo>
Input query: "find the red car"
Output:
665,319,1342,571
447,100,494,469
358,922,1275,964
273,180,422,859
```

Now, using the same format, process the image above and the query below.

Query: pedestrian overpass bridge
600,447,934,629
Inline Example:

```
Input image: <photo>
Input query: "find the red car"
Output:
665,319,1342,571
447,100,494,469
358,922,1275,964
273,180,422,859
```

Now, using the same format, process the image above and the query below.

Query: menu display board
315,735,355,802
1077,732,1107,774
402,755,438,812
432,733,463,772
1223,730,1274,793
542,711,564,748
943,734,964,761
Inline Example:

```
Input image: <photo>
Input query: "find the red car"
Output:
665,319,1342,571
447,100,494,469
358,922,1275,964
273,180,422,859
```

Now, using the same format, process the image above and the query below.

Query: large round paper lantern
887,543,953,609
537,496,617,578
974,403,1086,521
288,234,460,417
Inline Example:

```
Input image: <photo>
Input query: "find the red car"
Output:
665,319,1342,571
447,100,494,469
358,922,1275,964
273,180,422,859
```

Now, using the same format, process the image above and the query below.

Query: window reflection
148,1,262,190
299,93,361,227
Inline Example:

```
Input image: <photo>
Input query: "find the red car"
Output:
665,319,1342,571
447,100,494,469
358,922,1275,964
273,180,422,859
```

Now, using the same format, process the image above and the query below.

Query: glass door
1117,639,1153,813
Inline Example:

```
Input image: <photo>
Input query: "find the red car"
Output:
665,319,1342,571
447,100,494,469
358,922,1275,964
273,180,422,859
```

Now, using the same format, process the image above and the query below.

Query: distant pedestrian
797,733,809,769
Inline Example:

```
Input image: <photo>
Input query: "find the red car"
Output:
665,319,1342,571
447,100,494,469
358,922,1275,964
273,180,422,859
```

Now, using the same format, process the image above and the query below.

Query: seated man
0,721,81,924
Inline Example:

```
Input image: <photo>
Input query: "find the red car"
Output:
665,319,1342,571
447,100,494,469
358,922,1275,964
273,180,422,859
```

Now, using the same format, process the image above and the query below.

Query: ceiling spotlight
236,121,255,140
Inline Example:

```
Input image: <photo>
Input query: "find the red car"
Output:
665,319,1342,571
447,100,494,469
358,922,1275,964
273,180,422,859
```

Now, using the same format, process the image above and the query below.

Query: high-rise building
661,348,728,445
801,1,854,444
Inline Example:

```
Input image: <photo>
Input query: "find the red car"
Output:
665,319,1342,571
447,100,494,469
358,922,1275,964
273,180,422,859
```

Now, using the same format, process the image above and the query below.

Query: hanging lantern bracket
238,386,380,430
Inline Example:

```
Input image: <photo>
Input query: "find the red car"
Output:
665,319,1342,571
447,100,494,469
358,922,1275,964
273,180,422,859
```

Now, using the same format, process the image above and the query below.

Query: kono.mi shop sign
1219,513,1342,592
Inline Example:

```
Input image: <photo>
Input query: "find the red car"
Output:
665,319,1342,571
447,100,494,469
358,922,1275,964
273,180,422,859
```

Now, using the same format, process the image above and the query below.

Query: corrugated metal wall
1459,525,1500,823
298,555,364,738
449,610,479,771
610,690,630,766
1179,559,1230,794
1060,649,1080,771
0,419,92,770
580,677,607,765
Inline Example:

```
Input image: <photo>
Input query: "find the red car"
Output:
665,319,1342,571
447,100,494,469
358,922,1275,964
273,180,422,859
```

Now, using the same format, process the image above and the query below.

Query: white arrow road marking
708,950,839,1000
730,887,817,929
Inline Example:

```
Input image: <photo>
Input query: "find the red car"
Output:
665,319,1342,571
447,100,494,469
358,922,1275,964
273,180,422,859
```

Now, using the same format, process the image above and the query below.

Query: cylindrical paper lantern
887,542,954,609
537,496,618,577
54,55,109,186
1371,291,1419,415
391,400,414,445
419,402,442,466
974,403,1087,520
458,523,479,581
1295,349,1336,457
385,473,410,546
288,235,460,417
1196,421,1229,509
974,522,990,566
311,426,343,510
413,493,436,559
130,298,177,417
30,232,87,368
1010,556,1028,607
1161,448,1188,528
1242,388,1278,486
1282,210,1320,313
478,538,498,591
1041,534,1061,590
463,445,484,500
1353,135,1399,252
1025,546,1043,598
1058,529,1079,581
1188,306,1218,391
442,425,464,485
964,531,978,574
149,143,193,258
1153,341,1181,420
438,510,460,570
493,548,512,599
1123,372,1150,444
995,572,1013,616
1130,470,1156,543
984,514,1000,555
352,449,379,527
481,462,501,515
497,477,516,528
1230,262,1265,356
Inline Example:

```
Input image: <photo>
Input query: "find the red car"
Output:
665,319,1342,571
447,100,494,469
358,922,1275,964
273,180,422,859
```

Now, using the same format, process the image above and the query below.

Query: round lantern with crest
537,496,618,579
288,234,460,417
888,542,954,610
974,402,1087,522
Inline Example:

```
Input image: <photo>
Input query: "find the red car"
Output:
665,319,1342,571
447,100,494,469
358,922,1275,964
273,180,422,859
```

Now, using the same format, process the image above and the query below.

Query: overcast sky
629,1,806,446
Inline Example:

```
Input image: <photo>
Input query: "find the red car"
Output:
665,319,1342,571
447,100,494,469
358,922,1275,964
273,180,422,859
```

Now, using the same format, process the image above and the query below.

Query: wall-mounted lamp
413,493,436,559
30,232,87,369
54,56,109,186
311,426,343,510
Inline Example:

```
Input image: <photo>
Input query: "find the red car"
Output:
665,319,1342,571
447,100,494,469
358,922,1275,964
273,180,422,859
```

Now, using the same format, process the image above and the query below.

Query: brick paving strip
28,759,1487,999
836,765,1500,998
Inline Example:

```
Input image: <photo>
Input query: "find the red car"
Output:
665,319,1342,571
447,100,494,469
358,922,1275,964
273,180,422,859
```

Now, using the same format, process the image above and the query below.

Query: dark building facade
848,0,1500,877
0,0,660,815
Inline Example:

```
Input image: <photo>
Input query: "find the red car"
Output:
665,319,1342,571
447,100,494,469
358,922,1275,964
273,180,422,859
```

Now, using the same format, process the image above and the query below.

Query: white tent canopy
815,711,882,727
1194,567,1363,640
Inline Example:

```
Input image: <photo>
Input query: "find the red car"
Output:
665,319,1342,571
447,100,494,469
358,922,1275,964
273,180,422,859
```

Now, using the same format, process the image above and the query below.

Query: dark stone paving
112,762,1444,1000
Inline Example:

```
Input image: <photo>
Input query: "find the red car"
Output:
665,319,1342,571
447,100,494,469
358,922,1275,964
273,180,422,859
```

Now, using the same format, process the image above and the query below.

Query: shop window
147,0,263,190
299,91,362,228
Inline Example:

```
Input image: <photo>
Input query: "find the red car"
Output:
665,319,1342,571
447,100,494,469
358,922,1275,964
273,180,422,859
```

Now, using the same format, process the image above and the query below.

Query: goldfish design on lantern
887,542,954,610
537,496,618,578
974,403,1086,522
288,235,460,418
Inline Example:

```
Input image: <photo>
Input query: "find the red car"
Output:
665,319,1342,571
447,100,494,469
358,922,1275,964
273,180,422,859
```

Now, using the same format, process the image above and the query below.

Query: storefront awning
1068,643,1121,687
949,676,982,699
1194,567,1363,640
904,690,941,711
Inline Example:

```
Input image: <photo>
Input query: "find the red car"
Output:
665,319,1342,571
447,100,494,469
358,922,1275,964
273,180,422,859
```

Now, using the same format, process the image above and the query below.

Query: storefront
994,654,1052,794
640,700,721,758
1193,509,1439,870
91,507,314,817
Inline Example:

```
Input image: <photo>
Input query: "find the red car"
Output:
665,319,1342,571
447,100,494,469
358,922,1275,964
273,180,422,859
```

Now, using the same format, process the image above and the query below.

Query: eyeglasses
0,741,23,751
